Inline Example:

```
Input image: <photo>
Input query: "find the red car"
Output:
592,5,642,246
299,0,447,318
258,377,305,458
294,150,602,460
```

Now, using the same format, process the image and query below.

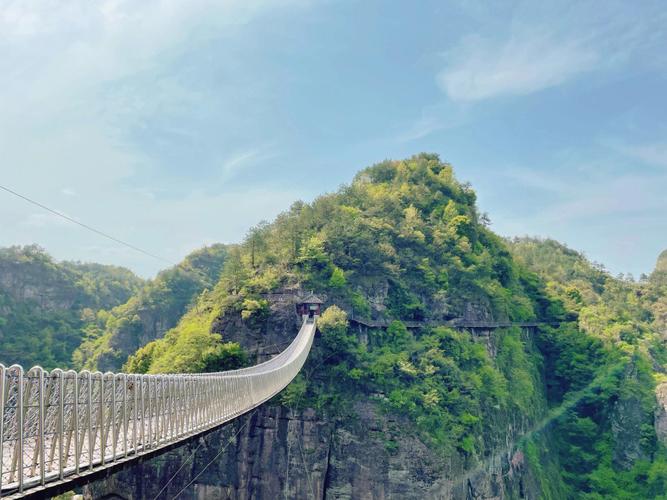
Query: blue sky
1,0,666,277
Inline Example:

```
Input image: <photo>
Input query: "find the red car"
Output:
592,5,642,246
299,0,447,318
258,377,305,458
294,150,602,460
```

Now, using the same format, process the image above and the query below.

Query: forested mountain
73,244,229,371
128,154,546,375
110,155,560,497
4,155,667,499
108,154,665,498
509,237,667,497
0,245,143,369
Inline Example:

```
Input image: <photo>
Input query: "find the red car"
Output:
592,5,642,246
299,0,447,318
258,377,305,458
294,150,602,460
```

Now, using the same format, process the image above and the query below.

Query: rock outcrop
84,297,556,500
655,383,667,447
85,398,550,500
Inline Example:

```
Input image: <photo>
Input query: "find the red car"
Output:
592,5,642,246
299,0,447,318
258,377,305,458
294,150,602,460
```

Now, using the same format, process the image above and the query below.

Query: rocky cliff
655,383,667,447
85,297,561,500
85,403,549,500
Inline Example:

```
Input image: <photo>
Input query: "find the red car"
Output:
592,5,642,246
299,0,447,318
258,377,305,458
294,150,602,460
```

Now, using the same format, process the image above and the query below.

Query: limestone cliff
655,383,667,447
85,298,562,500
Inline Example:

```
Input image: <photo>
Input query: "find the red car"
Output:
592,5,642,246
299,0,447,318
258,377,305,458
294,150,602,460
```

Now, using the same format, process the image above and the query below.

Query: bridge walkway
0,320,317,498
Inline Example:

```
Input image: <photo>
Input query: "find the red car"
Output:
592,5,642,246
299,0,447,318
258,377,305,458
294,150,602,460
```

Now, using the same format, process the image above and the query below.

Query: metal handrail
0,319,317,497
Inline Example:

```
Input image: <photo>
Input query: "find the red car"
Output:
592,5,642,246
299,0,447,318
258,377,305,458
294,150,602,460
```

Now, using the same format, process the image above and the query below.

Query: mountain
5,155,667,499
509,236,667,494
99,154,665,498
128,154,552,374
0,244,143,369
98,154,561,498
117,155,667,498
73,243,230,371
509,237,608,310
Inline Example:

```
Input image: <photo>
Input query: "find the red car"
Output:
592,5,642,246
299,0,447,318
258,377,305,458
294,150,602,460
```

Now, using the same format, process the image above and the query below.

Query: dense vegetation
4,155,667,498
127,156,571,465
74,244,229,371
0,245,143,369
510,237,667,498
126,157,667,497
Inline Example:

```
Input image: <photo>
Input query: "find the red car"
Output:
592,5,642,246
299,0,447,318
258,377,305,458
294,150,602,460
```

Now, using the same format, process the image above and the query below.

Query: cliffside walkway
0,319,317,498
349,317,564,330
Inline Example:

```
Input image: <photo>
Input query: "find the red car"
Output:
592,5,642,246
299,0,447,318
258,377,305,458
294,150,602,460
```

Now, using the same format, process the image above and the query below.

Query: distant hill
652,249,667,282
0,245,143,369
508,237,609,312
74,244,230,371
656,250,667,272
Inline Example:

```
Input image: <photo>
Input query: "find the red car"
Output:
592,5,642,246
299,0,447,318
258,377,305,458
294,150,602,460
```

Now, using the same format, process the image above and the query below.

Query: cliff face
0,246,141,312
656,383,667,447
85,396,551,500
611,362,651,469
0,258,79,311
85,299,560,500
95,306,181,372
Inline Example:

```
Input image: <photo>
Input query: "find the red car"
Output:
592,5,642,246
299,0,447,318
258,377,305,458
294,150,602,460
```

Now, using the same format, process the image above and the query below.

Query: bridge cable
169,408,259,500
151,441,205,500
284,369,316,499
285,413,291,498
0,183,174,265
293,395,316,498
0,183,216,285
153,336,299,500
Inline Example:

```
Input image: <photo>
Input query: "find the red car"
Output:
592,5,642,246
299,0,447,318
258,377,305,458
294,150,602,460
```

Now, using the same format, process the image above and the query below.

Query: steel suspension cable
0,184,173,266
169,409,259,500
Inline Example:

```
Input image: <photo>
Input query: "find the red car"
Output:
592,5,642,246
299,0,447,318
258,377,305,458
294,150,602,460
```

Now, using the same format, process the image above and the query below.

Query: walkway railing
349,316,565,329
0,319,317,497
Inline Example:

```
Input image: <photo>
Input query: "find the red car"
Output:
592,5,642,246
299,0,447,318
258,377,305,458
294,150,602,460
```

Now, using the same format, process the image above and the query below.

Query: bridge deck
0,320,317,498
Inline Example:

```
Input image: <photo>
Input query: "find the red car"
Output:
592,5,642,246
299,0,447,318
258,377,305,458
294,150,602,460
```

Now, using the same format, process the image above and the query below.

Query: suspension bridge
0,318,317,498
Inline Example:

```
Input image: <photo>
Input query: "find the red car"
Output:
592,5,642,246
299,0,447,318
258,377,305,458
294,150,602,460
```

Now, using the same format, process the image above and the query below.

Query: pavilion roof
301,293,324,304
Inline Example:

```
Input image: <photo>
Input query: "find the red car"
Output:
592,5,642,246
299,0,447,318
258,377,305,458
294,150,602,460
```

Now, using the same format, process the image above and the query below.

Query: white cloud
21,212,72,228
494,163,667,226
0,0,308,277
435,1,667,102
500,166,573,195
477,158,667,277
437,31,598,102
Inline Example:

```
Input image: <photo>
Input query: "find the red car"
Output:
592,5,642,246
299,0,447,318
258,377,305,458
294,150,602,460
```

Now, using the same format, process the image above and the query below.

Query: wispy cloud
497,162,667,226
22,212,72,228
398,115,443,143
500,166,573,195
618,142,667,169
220,146,277,181
437,31,598,102
483,157,667,277
436,1,666,102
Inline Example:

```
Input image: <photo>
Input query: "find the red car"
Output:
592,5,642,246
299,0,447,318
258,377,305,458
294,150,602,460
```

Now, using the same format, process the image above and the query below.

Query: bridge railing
0,319,316,497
